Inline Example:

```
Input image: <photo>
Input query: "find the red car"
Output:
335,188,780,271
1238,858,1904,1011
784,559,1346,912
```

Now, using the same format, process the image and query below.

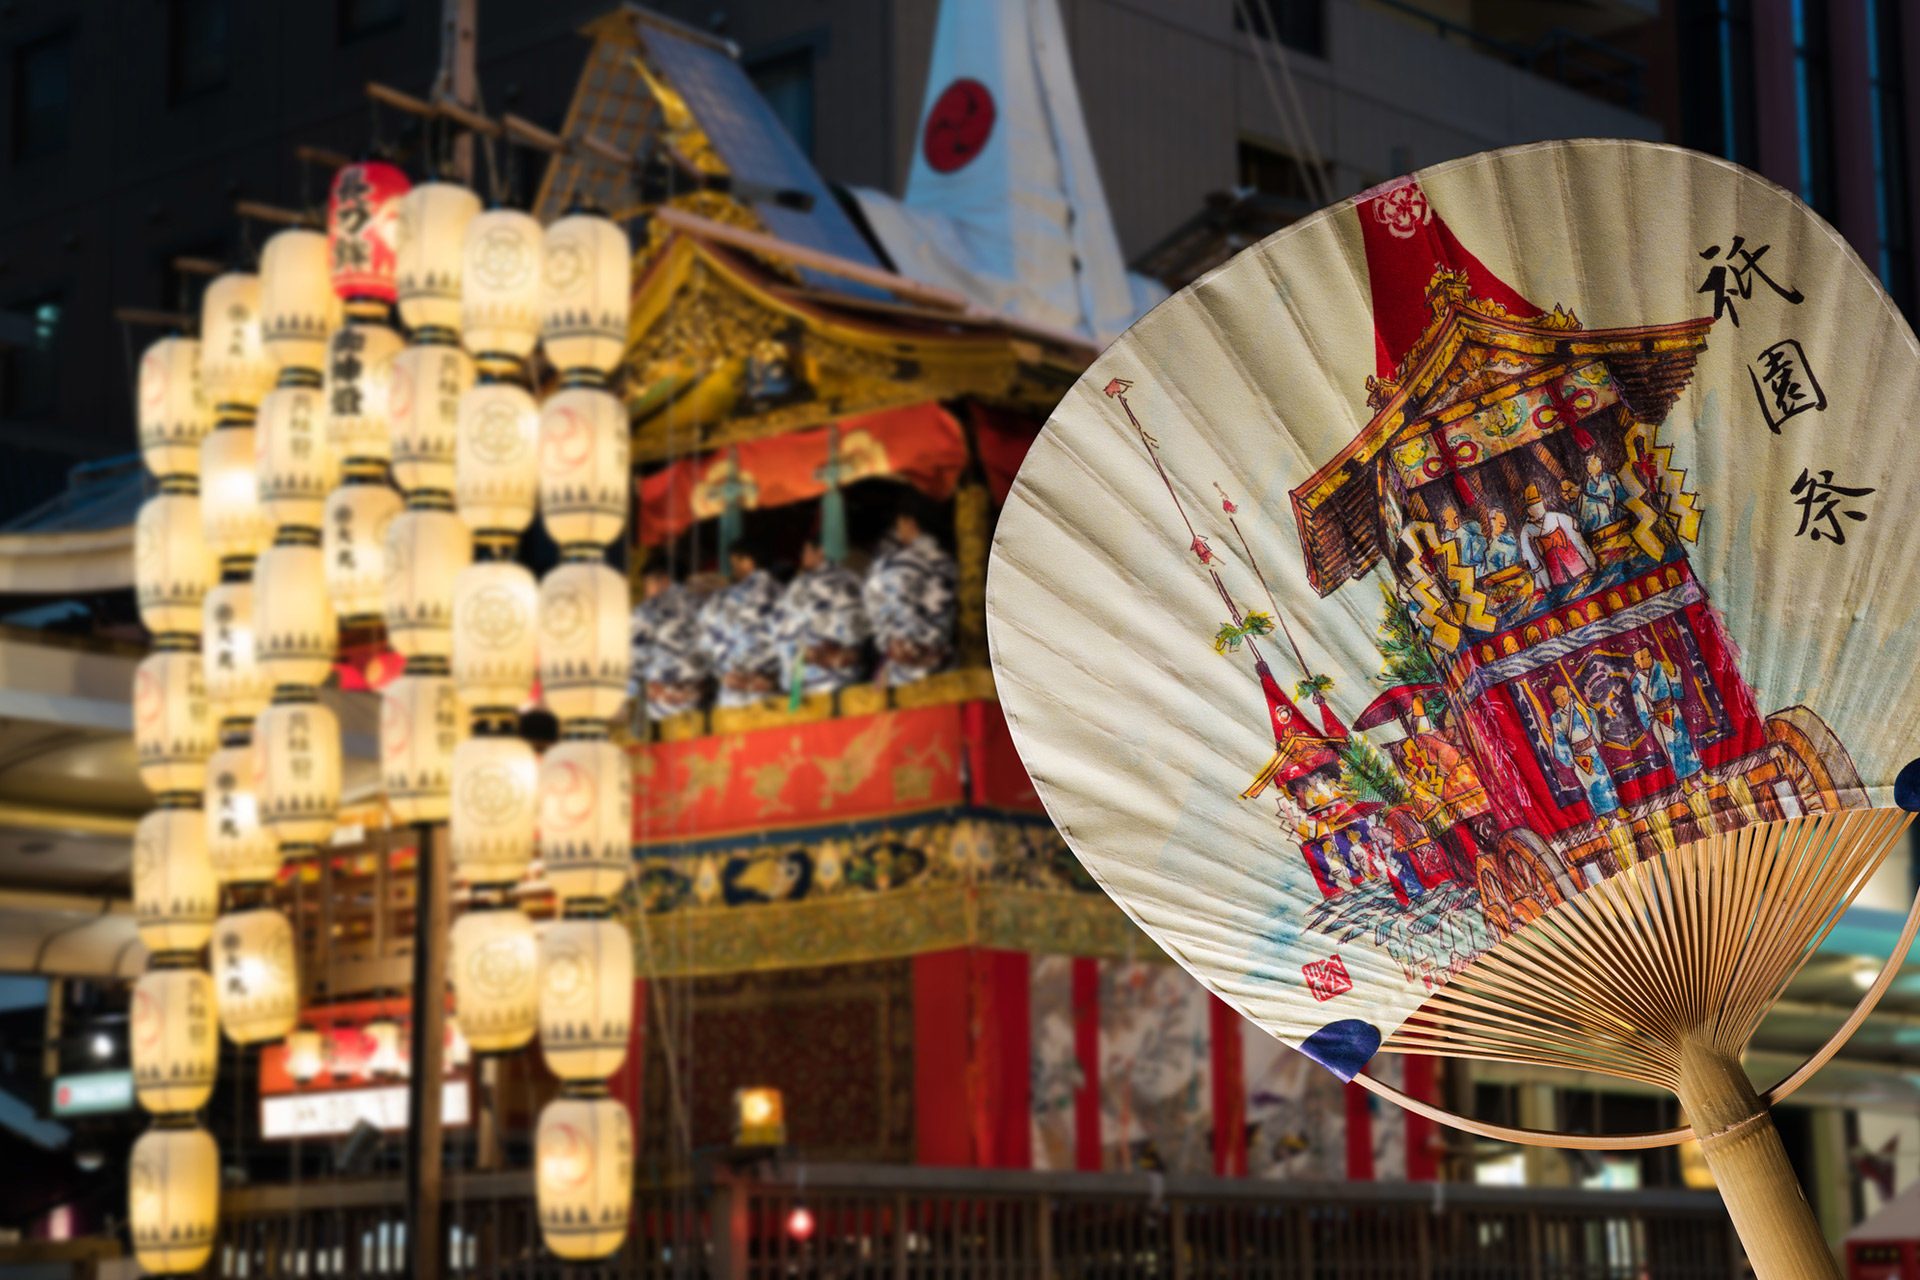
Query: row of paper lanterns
127,158,636,1274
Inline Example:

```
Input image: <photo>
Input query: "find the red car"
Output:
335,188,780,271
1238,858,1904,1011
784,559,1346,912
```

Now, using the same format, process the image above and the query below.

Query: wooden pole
442,0,478,182
404,823,451,1279
1674,1036,1840,1280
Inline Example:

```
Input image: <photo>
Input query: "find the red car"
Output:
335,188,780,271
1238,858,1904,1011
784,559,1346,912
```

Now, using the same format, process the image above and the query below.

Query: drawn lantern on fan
988,142,1920,1280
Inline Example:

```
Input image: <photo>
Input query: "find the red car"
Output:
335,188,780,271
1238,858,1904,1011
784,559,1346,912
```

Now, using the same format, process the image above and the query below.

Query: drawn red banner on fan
636,402,968,546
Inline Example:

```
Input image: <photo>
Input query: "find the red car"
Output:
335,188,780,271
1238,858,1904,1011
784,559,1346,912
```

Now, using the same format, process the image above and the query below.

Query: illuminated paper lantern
259,227,339,373
255,698,340,850
134,649,211,796
538,561,630,726
205,741,279,887
199,271,273,412
540,738,632,904
211,906,299,1044
202,580,271,731
132,965,216,1115
454,380,538,536
541,211,630,376
384,503,471,661
255,378,336,533
397,181,481,334
138,337,209,479
136,490,214,639
323,478,403,624
129,1124,218,1275
133,808,216,955
462,208,542,360
538,385,628,549
382,672,459,824
324,320,404,465
538,915,632,1081
536,1094,632,1260
328,160,410,302
253,542,337,689
199,423,270,568
450,904,537,1052
389,341,472,496
451,559,536,712
285,1026,325,1084
450,734,537,886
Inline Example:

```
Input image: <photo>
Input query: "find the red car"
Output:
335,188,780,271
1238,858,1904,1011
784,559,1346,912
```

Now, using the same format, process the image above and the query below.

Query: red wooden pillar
1208,996,1247,1177
913,948,1031,1167
1071,957,1101,1172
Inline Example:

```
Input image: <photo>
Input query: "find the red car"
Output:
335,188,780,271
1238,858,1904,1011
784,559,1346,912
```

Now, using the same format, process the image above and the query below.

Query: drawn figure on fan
1518,483,1596,606
1580,453,1629,534
1438,505,1486,572
1546,683,1630,880
1629,646,1709,797
1483,509,1520,573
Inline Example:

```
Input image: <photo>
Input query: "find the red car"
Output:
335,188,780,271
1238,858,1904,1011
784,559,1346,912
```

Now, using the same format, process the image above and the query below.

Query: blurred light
1852,961,1881,990
732,1086,786,1148
90,1031,114,1061
786,1205,815,1242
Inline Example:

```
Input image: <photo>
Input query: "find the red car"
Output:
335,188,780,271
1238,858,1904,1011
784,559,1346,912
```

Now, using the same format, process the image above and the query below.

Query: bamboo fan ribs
1388,809,1913,1085
987,139,1920,1280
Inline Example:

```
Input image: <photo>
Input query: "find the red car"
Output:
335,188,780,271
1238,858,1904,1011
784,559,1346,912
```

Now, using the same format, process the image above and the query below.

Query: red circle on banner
922,78,995,174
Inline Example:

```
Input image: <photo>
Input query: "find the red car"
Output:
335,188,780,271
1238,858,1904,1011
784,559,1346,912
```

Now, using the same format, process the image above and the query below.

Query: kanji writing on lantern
1748,338,1826,431
331,328,366,417
1697,235,1803,327
1791,467,1875,544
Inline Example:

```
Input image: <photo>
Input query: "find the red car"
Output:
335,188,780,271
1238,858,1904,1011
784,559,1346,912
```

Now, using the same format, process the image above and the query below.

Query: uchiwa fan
986,140,1920,1279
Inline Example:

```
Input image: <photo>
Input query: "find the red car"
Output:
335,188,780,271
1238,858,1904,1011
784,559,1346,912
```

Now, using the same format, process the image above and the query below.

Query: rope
1230,0,1332,208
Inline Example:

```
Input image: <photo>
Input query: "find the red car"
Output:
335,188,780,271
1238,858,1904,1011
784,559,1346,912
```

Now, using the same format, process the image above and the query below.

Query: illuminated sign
52,1070,134,1116
260,1080,470,1140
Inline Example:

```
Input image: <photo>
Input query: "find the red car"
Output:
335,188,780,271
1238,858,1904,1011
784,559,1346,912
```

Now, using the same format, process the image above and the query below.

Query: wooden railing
217,1162,1743,1278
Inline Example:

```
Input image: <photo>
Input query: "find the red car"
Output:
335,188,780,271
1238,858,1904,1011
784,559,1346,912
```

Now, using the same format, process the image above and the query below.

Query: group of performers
1432,450,1644,626
629,503,959,720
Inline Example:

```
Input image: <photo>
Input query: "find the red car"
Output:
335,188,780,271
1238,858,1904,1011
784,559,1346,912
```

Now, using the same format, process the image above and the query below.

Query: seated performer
629,562,711,720
1483,508,1521,572
1518,483,1597,600
697,544,786,708
863,503,958,687
775,537,872,697
1580,452,1629,533
1437,504,1487,572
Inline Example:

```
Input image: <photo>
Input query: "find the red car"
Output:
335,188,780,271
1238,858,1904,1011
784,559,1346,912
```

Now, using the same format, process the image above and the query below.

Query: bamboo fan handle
1356,881,1920,1151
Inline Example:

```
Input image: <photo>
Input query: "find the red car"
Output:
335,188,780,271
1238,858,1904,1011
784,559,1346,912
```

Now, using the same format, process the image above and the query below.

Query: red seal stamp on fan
1303,955,1353,1002
922,78,995,173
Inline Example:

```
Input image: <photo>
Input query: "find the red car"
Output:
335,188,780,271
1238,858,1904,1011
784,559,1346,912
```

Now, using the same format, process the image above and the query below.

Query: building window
1675,0,1757,168
337,0,406,43
1,297,62,420
11,32,73,162
1866,0,1913,313
167,0,232,103
749,48,815,159
1790,0,1834,220
1233,0,1327,59
1237,140,1329,205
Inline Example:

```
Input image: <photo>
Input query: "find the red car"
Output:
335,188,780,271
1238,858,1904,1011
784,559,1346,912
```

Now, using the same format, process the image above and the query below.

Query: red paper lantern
327,161,412,303
786,1206,815,1242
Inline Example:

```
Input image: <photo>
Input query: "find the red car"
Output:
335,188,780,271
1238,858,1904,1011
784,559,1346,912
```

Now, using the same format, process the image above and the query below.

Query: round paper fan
987,140,1920,1278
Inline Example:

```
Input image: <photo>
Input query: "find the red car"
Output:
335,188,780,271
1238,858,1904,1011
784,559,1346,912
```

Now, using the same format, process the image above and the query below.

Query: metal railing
217,1163,1743,1278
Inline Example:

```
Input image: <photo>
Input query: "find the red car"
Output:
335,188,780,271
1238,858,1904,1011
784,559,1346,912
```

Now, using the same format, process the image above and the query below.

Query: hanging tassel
819,427,850,564
1450,471,1476,509
1572,422,1596,451
718,446,744,578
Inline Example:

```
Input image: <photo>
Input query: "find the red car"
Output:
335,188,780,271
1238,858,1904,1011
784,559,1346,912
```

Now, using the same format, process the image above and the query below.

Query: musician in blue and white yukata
697,544,786,707
630,563,712,721
1547,681,1629,880
863,504,957,687
775,537,871,697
